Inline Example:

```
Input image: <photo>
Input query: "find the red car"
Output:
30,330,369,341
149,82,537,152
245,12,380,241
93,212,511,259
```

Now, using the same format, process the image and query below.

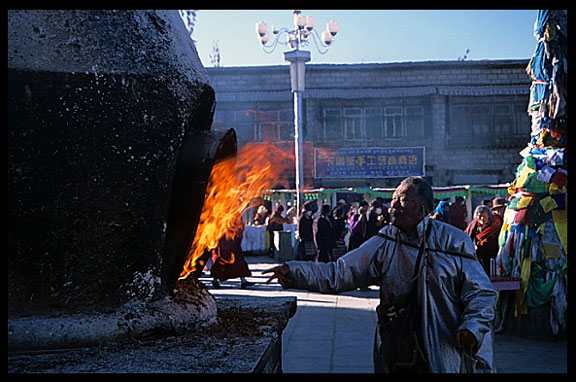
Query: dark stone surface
8,276,218,352
7,296,297,373
7,10,228,315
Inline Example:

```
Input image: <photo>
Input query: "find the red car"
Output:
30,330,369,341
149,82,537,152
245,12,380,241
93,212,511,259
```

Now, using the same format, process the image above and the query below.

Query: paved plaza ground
204,255,568,373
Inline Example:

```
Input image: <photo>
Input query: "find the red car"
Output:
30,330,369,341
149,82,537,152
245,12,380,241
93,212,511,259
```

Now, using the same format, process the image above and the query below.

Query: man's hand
262,264,292,288
455,329,478,355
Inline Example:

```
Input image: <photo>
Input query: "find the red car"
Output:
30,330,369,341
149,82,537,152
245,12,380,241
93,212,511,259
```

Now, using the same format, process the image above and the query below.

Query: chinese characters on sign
314,147,425,179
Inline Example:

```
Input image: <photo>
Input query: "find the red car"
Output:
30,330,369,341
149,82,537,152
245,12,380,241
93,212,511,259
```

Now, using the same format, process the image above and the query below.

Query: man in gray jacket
264,176,497,373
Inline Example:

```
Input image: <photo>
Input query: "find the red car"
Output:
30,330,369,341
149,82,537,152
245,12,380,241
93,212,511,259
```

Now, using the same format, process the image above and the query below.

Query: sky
190,10,539,68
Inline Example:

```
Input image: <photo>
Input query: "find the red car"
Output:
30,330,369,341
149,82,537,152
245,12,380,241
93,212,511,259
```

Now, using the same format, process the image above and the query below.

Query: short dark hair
400,176,434,212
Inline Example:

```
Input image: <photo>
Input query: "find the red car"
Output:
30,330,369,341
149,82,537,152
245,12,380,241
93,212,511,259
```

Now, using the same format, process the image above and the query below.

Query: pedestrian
252,205,269,226
337,198,350,218
331,205,348,259
210,214,254,289
266,204,289,256
375,196,391,224
490,197,507,223
285,206,297,225
314,204,336,263
267,204,289,232
348,200,368,251
449,196,468,230
296,201,317,261
465,205,502,276
366,198,388,240
347,201,359,221
264,176,497,373
430,200,450,223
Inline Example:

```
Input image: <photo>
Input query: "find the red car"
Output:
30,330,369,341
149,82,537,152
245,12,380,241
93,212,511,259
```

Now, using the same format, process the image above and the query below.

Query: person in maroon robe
464,205,502,276
210,214,254,289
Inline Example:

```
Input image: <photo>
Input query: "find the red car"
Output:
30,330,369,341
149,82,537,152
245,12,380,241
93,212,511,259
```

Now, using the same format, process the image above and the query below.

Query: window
258,122,278,141
226,109,292,142
451,105,471,135
214,110,235,125
238,109,256,124
384,107,402,138
323,108,342,139
471,106,490,135
448,98,529,147
321,103,429,142
279,109,294,141
234,123,255,142
405,106,424,138
279,122,293,141
344,108,363,140
235,109,256,141
494,105,512,135
514,104,530,135
254,110,278,141
365,108,383,138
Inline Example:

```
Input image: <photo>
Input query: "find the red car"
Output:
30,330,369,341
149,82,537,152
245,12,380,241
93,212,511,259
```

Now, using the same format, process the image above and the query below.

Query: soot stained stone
8,10,228,315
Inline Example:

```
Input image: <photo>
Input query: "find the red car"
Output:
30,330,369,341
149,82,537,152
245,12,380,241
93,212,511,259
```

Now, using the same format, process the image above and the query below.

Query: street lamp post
255,10,339,217
284,49,309,218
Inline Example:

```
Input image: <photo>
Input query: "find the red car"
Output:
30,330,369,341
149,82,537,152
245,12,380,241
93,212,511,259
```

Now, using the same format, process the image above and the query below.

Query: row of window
322,106,426,140
449,104,529,136
213,109,292,142
212,99,529,144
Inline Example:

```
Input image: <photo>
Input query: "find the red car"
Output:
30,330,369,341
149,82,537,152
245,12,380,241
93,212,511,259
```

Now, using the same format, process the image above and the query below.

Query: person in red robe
465,205,502,276
210,214,254,289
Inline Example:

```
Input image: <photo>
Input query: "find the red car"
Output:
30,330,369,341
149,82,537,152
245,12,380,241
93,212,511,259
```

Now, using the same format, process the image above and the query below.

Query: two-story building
207,59,530,197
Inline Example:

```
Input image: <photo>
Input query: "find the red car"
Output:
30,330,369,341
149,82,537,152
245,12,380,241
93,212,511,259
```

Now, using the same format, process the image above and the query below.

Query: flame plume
179,142,294,280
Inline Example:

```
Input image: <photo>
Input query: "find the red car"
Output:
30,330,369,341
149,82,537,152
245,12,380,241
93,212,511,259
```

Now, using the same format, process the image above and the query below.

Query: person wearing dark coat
331,205,348,254
366,199,387,240
449,196,468,230
315,204,336,263
296,201,317,261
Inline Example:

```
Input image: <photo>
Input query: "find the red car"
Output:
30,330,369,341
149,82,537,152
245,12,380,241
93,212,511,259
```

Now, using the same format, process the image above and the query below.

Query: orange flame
179,142,294,280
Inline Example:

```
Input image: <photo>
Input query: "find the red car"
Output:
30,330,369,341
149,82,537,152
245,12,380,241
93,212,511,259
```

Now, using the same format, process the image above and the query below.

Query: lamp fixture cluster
255,10,339,54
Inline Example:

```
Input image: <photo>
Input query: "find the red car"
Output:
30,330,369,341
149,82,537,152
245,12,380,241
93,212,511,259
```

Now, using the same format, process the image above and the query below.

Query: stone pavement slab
205,255,567,373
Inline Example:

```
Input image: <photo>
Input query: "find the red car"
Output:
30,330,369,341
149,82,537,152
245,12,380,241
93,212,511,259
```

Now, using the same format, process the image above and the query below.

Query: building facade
207,59,531,190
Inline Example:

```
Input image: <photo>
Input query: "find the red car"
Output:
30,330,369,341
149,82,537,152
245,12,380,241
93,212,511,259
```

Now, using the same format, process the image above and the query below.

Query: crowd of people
252,194,506,278
261,197,392,264
206,191,508,290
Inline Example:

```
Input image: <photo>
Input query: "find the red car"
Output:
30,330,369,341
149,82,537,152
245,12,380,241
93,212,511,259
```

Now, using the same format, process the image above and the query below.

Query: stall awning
263,184,511,201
